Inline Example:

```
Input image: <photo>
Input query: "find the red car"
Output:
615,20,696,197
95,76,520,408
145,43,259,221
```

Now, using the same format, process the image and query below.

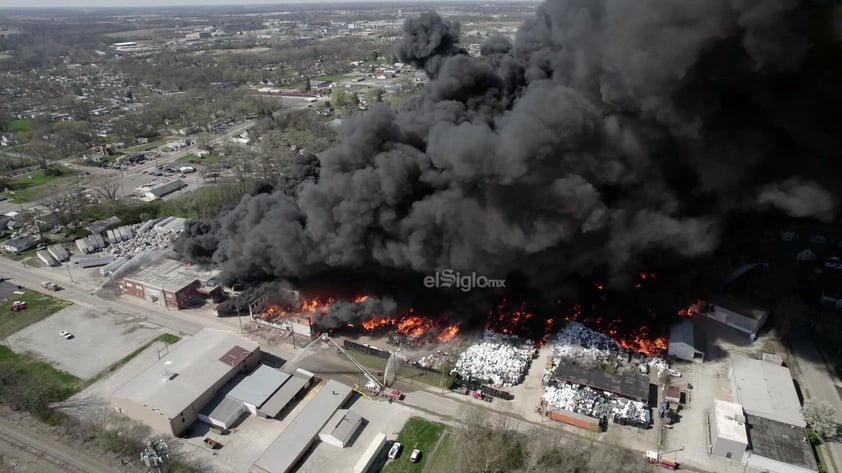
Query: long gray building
251,380,353,473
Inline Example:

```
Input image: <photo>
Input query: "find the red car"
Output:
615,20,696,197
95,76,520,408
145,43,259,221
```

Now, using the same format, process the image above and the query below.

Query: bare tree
91,181,121,201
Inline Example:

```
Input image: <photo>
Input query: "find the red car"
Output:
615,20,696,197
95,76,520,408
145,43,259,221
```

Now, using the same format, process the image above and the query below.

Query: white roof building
111,329,260,435
729,355,805,427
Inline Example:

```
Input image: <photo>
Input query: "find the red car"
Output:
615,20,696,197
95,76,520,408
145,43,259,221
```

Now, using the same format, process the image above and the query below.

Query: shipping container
548,409,603,432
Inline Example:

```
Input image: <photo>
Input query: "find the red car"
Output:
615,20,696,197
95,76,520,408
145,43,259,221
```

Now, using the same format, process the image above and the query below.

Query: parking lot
7,305,165,379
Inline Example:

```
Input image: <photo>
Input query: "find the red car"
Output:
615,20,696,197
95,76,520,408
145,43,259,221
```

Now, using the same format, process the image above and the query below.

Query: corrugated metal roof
225,365,289,407
258,373,310,417
252,380,352,473
320,409,363,446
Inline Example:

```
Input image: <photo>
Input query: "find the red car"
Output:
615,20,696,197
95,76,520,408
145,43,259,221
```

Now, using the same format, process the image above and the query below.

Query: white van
179,166,196,173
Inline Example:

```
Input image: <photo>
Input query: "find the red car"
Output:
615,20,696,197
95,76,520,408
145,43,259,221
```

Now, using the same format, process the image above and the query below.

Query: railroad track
0,427,91,473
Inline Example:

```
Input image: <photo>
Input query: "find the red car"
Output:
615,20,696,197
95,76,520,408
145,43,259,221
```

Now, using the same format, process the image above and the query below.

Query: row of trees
454,407,657,473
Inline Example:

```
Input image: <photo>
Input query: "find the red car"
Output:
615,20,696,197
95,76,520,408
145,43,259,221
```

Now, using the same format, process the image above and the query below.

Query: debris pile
544,322,668,382
543,382,650,427
107,223,174,257
454,332,534,387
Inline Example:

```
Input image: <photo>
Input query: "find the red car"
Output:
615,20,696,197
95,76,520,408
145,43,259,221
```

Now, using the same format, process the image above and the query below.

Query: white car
668,368,682,378
388,442,402,459
409,449,422,463
59,330,74,340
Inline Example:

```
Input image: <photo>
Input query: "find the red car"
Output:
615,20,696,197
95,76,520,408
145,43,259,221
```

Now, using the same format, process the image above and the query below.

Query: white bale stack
455,335,533,387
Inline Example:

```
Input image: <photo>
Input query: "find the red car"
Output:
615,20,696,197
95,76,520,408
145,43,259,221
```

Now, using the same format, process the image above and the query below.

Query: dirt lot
7,305,164,379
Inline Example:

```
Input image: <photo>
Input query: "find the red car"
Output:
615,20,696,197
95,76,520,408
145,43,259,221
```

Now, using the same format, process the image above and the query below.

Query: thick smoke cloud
395,11,467,78
177,0,842,323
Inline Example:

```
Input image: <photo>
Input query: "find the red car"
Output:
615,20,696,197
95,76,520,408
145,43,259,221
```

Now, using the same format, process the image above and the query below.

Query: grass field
314,73,352,83
2,167,80,201
0,290,72,339
7,118,32,133
423,430,460,473
0,345,79,385
381,417,447,473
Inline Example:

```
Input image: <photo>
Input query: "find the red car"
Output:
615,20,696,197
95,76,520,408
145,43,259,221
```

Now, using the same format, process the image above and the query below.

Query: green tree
331,87,348,108
349,93,360,106
370,50,380,62
365,88,383,105
304,77,311,92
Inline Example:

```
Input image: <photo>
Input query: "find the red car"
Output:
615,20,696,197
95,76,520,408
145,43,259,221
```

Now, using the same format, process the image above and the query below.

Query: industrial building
111,329,261,436
252,380,357,473
136,179,187,202
721,356,818,473
318,409,364,448
744,415,819,473
729,355,805,427
222,365,314,418
667,319,704,362
117,258,221,309
710,400,748,460
703,294,768,339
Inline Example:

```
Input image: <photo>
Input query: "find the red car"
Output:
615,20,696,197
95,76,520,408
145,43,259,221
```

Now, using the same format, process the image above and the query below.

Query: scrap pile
417,352,453,371
543,382,650,427
454,331,534,387
107,222,174,257
544,322,668,383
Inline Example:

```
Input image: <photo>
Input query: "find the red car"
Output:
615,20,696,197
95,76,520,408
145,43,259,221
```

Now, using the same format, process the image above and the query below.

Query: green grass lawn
381,417,447,473
423,430,460,473
0,290,72,339
7,119,32,133
0,345,79,385
2,167,80,202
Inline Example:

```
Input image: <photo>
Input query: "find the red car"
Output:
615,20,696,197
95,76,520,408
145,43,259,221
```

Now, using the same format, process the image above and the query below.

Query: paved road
0,416,118,473
790,328,842,473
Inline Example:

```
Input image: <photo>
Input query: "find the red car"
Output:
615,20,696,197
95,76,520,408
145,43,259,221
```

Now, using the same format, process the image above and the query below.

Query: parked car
409,449,422,463
388,442,402,460
10,301,26,311
59,330,74,340
41,281,59,291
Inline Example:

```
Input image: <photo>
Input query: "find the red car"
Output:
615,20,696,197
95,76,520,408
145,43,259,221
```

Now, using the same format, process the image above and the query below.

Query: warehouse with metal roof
319,409,364,448
667,319,705,362
251,380,353,473
729,355,805,427
745,415,818,473
110,329,260,435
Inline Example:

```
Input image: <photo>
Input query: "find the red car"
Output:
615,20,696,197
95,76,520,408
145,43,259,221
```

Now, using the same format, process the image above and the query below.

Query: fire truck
301,334,404,401
644,448,682,470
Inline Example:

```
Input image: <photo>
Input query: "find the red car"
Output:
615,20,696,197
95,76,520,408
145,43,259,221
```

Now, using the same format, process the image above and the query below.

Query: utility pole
65,261,74,283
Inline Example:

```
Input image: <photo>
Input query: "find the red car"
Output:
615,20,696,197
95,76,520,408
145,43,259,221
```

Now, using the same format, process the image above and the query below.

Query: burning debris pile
544,322,668,384
543,383,650,428
454,331,535,387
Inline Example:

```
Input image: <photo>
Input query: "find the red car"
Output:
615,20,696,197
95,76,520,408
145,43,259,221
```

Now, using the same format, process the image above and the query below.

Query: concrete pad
7,305,164,379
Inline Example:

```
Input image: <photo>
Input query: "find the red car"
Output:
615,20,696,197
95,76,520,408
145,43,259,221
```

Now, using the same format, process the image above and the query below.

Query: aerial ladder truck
299,334,404,401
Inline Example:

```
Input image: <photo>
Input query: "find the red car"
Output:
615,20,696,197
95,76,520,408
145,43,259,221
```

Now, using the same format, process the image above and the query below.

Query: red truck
644,451,678,470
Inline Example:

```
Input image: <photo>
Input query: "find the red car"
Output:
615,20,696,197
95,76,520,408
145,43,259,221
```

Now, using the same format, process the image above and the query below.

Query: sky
0,0,454,7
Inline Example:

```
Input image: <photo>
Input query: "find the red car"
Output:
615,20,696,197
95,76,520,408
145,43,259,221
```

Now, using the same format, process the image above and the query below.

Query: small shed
318,409,363,448
668,319,705,362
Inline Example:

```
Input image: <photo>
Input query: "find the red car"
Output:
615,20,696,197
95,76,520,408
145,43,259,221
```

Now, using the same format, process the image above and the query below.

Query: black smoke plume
395,11,467,78
177,0,842,328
